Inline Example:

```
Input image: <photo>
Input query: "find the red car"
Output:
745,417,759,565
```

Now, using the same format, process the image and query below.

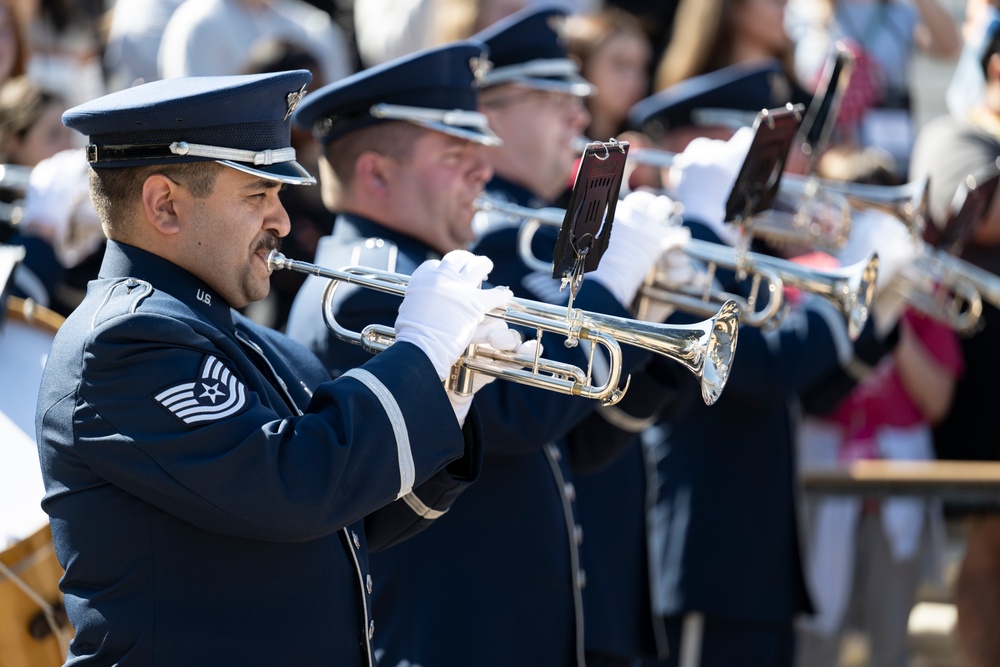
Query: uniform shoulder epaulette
91,277,153,329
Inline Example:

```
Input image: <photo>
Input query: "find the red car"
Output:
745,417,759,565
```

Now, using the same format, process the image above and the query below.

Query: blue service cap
473,4,594,96
294,41,500,147
62,70,316,185
629,60,811,139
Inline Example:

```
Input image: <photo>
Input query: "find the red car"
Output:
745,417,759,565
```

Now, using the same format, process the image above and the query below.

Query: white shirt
158,0,351,84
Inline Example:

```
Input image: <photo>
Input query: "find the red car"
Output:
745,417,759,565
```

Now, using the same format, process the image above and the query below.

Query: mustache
256,233,282,255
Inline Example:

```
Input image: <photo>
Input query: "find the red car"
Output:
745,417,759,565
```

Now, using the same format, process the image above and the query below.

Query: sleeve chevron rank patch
154,355,249,426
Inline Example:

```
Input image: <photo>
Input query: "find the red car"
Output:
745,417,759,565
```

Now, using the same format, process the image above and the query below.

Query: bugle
267,251,740,406
479,197,879,339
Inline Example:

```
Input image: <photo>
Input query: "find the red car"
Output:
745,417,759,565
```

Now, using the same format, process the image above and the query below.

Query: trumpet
573,138,853,251
886,260,984,335
888,247,1000,334
478,197,879,340
267,251,740,406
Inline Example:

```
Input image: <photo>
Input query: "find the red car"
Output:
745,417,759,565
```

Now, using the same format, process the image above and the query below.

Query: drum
0,297,70,666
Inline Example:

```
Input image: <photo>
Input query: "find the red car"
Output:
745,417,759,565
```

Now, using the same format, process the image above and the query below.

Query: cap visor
218,159,316,185
416,120,503,147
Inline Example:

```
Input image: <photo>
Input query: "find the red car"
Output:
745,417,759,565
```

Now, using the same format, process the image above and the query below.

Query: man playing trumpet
35,69,515,666
627,63,917,667
285,9,703,665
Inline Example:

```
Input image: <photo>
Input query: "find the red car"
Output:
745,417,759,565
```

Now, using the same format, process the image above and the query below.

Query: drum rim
5,297,64,336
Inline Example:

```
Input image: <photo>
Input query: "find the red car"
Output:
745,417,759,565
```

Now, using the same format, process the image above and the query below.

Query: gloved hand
837,207,918,290
589,190,683,308
448,321,543,425
667,126,754,238
872,279,909,339
395,249,513,383
641,227,698,323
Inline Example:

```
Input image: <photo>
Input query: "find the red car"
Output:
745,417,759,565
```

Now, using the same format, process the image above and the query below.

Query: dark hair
982,14,1000,77
321,121,424,206
0,77,63,158
563,8,647,75
89,161,222,240
0,0,29,81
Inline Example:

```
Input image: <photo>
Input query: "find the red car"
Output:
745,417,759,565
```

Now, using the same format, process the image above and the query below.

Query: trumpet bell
703,299,740,405
846,253,879,340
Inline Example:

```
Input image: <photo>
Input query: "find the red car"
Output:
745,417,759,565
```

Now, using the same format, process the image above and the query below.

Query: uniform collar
334,212,442,264
99,241,236,330
485,175,550,209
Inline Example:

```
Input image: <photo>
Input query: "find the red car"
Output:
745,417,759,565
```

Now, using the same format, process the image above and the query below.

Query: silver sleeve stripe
598,404,657,433
341,368,415,499
401,492,447,520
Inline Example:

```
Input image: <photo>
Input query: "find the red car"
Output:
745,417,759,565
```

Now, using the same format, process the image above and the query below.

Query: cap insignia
285,84,307,121
470,55,493,85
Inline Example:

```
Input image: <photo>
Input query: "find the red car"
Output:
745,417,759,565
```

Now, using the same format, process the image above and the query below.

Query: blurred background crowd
0,0,971,327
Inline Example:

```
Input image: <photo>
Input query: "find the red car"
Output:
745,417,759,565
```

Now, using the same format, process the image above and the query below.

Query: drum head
0,297,62,545
0,297,69,666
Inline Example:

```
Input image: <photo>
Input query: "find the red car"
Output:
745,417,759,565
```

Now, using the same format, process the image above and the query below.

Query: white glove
589,190,682,308
872,279,909,339
837,207,918,290
667,126,754,238
640,227,698,323
395,250,512,382
447,322,542,426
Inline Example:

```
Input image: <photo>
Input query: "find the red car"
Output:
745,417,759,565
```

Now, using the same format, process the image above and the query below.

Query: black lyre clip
550,139,630,310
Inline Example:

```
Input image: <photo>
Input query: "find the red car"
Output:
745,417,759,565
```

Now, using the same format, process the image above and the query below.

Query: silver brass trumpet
571,137,852,251
479,197,879,339
267,250,740,406
886,259,984,335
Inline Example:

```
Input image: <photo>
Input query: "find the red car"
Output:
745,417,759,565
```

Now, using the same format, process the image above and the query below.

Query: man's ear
141,174,183,235
354,151,392,197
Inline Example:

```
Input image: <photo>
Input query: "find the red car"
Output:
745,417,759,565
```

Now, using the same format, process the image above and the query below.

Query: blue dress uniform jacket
477,179,686,662
648,220,862,628
286,186,653,667
36,241,482,667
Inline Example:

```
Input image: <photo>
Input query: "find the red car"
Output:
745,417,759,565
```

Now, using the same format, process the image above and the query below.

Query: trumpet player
287,8,701,667
795,149,965,667
471,7,709,667
908,14,1000,665
627,69,916,667
33,70,518,667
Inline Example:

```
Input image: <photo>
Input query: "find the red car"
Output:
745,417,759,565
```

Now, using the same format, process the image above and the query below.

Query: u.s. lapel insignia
285,84,308,121
154,355,248,426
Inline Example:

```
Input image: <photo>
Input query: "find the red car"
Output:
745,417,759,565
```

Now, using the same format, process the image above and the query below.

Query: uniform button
577,569,587,590
366,574,373,595
352,531,361,549
563,482,576,502
368,619,375,640
574,524,584,545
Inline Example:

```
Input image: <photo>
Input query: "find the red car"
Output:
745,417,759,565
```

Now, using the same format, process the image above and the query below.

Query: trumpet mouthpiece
266,250,287,272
